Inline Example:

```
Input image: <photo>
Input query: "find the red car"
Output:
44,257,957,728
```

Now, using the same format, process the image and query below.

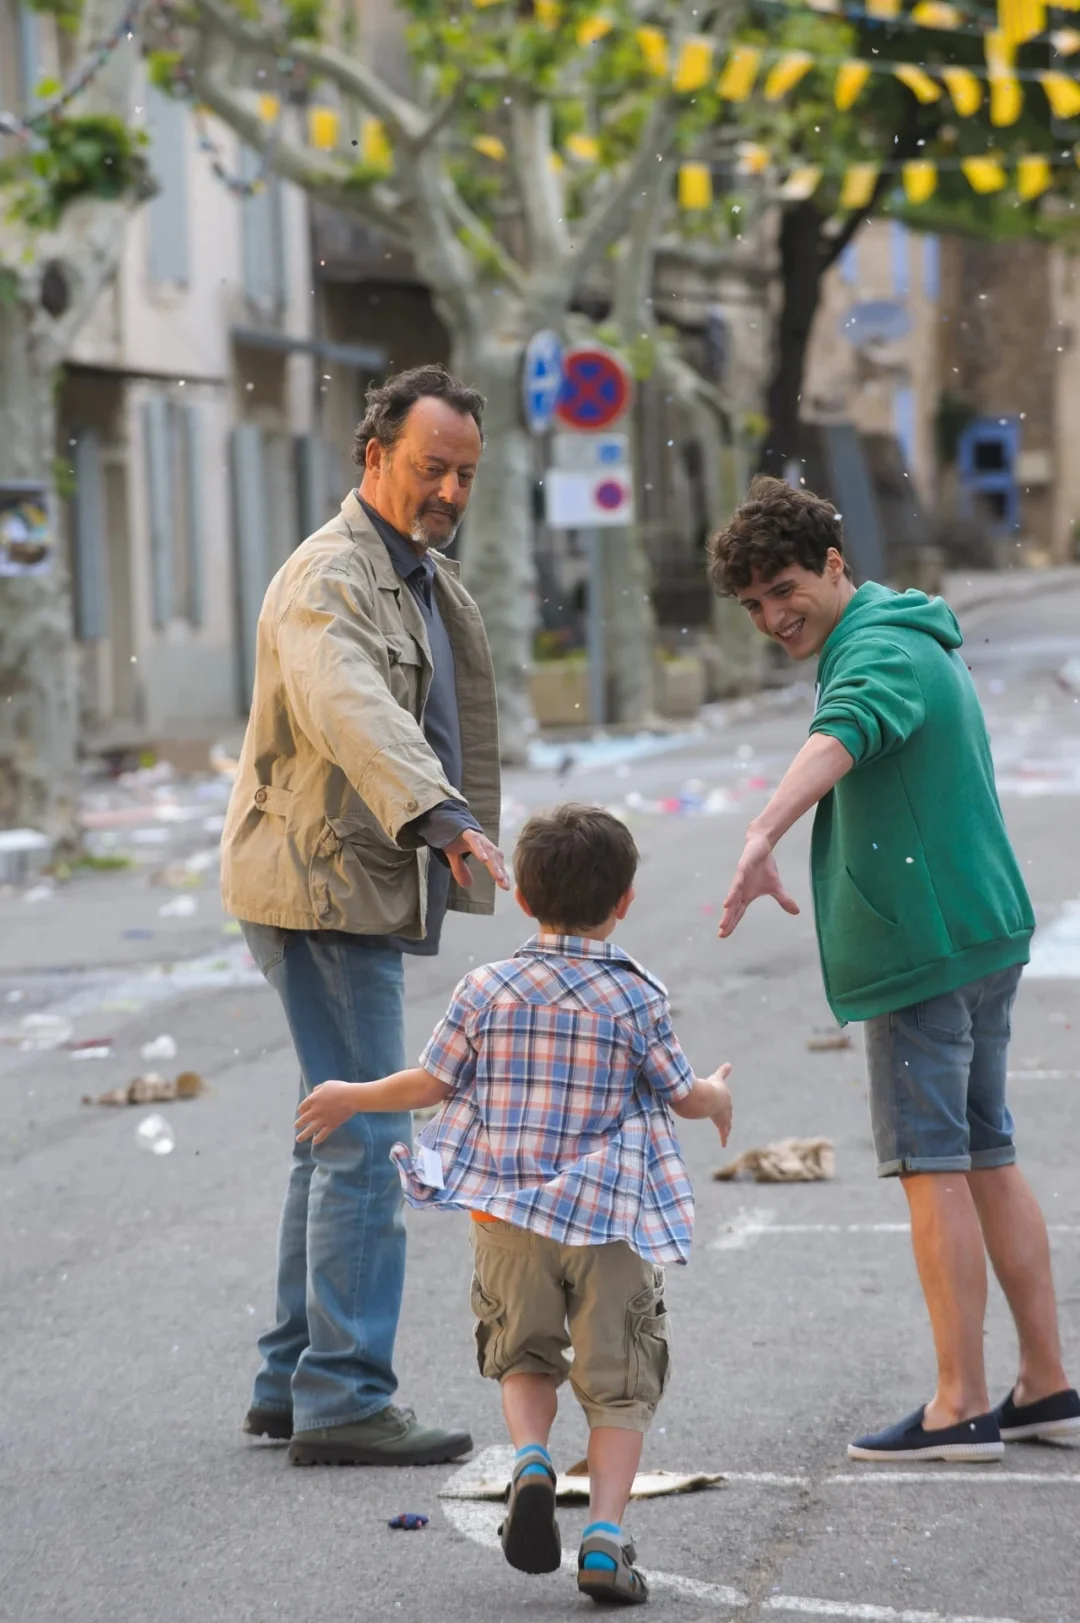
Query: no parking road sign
554,346,633,432
544,468,635,529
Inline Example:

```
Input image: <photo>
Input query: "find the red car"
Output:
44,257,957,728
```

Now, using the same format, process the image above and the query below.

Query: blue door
957,416,1020,533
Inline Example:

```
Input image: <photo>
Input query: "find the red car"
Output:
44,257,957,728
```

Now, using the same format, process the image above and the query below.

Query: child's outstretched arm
296,1068,453,1146
669,1064,734,1145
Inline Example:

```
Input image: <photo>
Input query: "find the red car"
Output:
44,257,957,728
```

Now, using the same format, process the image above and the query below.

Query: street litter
68,1040,113,1060
1056,658,1080,695
159,894,198,918
86,1072,206,1107
15,1013,74,1050
0,828,52,886
806,1031,852,1052
23,884,54,904
135,1113,176,1155
714,1137,835,1183
210,742,239,776
141,1034,178,1061
388,1513,429,1531
440,1466,722,1504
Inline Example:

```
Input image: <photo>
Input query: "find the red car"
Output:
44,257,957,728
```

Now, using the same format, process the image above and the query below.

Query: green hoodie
808,582,1033,1024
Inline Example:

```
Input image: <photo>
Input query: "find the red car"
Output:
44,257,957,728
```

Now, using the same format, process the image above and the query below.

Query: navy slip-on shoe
848,1405,1004,1463
994,1387,1080,1444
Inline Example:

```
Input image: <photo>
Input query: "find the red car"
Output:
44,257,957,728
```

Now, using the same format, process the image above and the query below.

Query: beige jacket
221,493,501,937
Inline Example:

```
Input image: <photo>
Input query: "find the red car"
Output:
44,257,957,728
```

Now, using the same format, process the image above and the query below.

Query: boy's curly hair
707,476,852,597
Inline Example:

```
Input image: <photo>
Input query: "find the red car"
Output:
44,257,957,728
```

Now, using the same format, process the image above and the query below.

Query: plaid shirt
390,934,697,1264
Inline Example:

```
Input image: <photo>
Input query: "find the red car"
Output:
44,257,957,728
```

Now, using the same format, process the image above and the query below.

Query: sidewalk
944,563,1080,617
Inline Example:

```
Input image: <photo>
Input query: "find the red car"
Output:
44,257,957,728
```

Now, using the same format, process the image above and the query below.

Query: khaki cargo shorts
469,1220,671,1433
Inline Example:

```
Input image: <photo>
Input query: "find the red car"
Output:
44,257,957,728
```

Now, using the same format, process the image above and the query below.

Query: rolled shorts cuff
970,1145,1018,1171
497,1357,570,1386
876,1147,1016,1178
573,1398,656,1434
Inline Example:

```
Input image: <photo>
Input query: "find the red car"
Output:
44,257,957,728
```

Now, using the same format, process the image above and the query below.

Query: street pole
585,527,605,729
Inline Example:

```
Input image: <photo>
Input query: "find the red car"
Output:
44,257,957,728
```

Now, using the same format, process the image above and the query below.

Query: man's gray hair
351,364,486,467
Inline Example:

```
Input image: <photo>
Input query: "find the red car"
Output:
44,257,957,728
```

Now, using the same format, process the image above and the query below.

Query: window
142,395,204,627
146,86,190,286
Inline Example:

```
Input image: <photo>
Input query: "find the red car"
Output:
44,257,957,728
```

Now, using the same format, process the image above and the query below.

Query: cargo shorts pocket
470,1275,506,1379
626,1272,672,1407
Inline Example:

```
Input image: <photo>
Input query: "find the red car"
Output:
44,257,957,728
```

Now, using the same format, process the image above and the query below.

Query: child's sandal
498,1447,561,1575
577,1531,649,1605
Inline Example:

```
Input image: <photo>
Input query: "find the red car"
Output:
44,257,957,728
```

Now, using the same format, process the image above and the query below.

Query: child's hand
710,1064,733,1147
296,1081,358,1146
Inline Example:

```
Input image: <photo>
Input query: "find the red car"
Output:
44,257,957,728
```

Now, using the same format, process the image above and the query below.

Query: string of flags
676,142,1080,209
0,0,146,142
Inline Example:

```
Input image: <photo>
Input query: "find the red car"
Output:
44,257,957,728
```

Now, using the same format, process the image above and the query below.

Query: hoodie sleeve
809,640,926,766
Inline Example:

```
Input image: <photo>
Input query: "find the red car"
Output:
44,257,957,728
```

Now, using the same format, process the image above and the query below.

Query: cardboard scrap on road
82,1071,207,1107
714,1137,835,1183
806,1030,852,1052
440,1466,724,1504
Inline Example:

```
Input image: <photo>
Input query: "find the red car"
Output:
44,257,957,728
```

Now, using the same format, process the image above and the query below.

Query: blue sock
582,1519,620,1573
515,1442,553,1481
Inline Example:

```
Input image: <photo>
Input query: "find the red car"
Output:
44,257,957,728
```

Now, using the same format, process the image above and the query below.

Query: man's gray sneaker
287,1404,473,1466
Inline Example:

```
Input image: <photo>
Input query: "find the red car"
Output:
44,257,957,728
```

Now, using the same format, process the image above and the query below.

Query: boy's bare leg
901,1172,990,1427
967,1165,1071,1404
501,1372,559,1449
587,1427,644,1527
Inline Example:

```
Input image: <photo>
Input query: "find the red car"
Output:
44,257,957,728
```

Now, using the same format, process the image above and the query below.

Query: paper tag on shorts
416,1143,445,1189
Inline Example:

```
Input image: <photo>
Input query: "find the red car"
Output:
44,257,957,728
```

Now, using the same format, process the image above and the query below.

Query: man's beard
411,503,461,550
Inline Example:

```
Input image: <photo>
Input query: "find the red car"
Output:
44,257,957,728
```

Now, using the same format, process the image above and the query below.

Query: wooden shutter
147,87,191,286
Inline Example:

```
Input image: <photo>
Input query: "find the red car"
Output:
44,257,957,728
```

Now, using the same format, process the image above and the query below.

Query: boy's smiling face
735,548,855,660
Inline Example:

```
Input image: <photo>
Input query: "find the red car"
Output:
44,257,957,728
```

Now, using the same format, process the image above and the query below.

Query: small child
296,804,732,1607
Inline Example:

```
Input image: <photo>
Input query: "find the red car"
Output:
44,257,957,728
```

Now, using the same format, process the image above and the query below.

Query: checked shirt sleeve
638,1006,696,1103
419,974,479,1094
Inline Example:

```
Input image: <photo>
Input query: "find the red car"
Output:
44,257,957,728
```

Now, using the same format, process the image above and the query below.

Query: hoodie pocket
825,867,912,990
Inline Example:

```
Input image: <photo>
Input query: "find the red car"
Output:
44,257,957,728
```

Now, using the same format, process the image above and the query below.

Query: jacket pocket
385,634,424,717
310,817,422,933
823,866,912,992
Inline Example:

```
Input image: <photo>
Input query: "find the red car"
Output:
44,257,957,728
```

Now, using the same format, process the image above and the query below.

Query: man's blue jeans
242,924,410,1432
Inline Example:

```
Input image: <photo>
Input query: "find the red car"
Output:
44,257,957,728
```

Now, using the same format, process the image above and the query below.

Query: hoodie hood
822,581,963,658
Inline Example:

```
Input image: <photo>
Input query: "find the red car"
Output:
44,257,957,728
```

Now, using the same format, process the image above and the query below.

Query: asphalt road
2,581,1079,1623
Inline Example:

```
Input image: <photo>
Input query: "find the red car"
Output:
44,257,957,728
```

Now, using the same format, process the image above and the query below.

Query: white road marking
711,1214,1080,1249
764,1599,1024,1623
1008,1070,1080,1082
712,1206,778,1249
829,1472,1080,1485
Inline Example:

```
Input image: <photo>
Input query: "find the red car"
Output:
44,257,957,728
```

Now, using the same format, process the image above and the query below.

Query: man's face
735,549,851,660
365,396,482,550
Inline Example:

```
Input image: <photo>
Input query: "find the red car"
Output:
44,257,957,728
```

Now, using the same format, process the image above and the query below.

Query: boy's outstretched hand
296,1081,359,1146
718,831,800,938
710,1063,734,1147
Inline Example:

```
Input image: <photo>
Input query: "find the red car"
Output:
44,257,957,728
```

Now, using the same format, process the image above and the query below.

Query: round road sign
554,347,633,432
595,479,626,511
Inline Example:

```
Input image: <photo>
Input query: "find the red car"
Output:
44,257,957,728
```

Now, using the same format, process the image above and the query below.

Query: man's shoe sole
288,1433,473,1467
1001,1416,1080,1444
243,1408,293,1441
847,1439,1004,1463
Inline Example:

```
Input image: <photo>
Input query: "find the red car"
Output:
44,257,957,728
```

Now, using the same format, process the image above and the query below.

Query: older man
222,364,507,1467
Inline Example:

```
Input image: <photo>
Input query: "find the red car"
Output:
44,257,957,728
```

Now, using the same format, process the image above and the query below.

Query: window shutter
143,395,174,627
295,433,328,538
72,430,107,640
230,424,269,703
18,4,39,108
147,87,191,286
178,403,205,627
240,149,286,315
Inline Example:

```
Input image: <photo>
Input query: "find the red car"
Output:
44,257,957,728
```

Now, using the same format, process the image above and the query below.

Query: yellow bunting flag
911,2,960,25
566,132,601,163
941,66,983,116
1017,153,1052,199
764,51,813,101
961,155,1007,192
577,13,612,47
835,60,872,111
635,25,669,76
360,118,392,171
673,35,715,94
472,0,505,8
1051,29,1080,53
990,75,1024,124
894,64,943,103
840,162,879,209
998,0,1045,44
718,45,762,101
780,164,822,201
257,93,280,123
806,0,841,10
472,134,506,161
903,159,938,204
308,107,340,151
678,161,713,210
534,0,561,26
736,141,770,175
1040,72,1080,118
866,0,901,15
985,30,1016,75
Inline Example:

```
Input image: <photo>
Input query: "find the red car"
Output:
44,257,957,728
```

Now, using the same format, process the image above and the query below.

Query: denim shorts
863,963,1023,1177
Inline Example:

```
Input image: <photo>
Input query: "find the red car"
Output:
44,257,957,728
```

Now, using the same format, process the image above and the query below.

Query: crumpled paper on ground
440,1465,723,1504
714,1137,835,1183
82,1071,206,1107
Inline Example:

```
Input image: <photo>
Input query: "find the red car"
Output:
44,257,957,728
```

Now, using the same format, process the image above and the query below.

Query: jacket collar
340,491,462,583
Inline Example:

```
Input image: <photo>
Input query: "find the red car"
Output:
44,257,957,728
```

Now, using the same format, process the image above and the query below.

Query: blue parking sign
522,330,564,435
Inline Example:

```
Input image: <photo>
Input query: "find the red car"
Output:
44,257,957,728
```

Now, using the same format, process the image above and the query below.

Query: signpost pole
585,527,605,728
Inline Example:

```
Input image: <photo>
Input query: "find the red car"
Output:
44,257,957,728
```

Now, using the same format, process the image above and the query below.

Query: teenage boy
708,475,1078,1463
296,804,734,1604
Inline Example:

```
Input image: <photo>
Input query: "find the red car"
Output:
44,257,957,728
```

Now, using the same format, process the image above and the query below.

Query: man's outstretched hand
718,830,800,938
445,829,510,891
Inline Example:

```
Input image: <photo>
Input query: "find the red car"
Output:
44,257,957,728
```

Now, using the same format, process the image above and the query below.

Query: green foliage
147,50,184,94
284,0,320,40
1,115,149,231
26,0,82,34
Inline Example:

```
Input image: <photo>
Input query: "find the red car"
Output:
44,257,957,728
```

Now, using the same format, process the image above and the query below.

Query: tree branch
507,98,569,280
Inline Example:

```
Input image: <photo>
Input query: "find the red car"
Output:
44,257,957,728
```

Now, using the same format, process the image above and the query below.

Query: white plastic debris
140,1034,178,1061
159,894,198,918
23,884,54,905
135,1113,175,1155
18,1013,74,1050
